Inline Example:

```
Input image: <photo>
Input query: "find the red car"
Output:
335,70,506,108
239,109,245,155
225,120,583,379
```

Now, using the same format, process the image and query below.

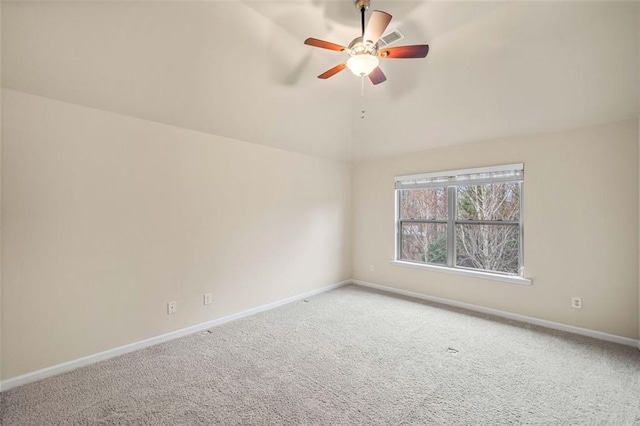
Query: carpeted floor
2,284,640,425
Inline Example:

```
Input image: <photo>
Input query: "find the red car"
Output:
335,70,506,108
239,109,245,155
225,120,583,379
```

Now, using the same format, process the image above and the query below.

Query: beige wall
353,119,639,339
1,89,351,380
1,88,637,382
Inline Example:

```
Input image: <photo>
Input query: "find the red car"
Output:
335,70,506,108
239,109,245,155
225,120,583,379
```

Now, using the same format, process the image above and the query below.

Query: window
395,164,524,279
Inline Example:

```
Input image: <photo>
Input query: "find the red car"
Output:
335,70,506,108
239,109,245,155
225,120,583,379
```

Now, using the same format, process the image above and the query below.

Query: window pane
399,188,448,220
455,224,519,274
457,182,519,221
401,223,447,265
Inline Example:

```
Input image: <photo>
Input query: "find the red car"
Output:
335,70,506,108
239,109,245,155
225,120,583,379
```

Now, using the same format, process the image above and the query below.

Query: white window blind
395,163,524,190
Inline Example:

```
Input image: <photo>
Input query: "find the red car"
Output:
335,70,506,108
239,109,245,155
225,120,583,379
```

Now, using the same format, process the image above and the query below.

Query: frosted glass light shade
347,54,379,76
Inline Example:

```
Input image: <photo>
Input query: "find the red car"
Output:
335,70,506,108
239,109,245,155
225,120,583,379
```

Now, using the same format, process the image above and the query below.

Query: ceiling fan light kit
347,53,379,76
303,0,429,85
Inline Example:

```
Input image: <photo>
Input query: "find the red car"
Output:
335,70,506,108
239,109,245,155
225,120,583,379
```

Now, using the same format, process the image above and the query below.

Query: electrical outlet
167,301,177,314
369,264,375,272
204,293,212,305
571,297,582,309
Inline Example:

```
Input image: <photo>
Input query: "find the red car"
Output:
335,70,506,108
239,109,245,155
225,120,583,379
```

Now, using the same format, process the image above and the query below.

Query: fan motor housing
347,37,379,57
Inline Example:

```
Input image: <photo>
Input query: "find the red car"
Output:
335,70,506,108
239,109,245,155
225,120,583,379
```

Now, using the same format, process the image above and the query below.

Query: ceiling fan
303,0,429,85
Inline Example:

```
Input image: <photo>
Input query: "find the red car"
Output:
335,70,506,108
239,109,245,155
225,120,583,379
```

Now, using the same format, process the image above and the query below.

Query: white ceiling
2,1,639,161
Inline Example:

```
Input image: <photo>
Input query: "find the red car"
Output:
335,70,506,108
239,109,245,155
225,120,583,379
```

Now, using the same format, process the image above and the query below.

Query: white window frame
392,164,531,286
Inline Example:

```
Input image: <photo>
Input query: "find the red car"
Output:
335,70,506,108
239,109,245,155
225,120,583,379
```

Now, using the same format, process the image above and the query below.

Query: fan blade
363,11,392,45
368,67,387,85
318,63,347,79
304,38,346,52
380,44,429,59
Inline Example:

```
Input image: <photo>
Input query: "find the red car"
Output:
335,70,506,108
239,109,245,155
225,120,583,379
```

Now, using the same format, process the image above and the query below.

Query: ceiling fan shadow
282,52,314,85
320,0,360,26
264,9,332,86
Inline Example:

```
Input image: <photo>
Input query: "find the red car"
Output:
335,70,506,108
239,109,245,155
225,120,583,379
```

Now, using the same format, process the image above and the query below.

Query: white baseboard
3,278,637,392
351,279,640,348
0,280,350,392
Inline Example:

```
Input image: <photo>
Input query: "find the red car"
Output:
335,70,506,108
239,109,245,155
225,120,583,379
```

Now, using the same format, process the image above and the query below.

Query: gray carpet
2,285,640,425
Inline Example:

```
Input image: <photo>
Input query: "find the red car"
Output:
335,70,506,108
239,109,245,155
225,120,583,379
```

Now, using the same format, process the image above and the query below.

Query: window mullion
447,186,456,268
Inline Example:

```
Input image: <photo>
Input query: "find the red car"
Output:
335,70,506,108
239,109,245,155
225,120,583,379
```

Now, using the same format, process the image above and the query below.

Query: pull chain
360,76,366,119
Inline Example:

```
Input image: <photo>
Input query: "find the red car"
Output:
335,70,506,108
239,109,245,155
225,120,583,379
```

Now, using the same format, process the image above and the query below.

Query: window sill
390,260,532,286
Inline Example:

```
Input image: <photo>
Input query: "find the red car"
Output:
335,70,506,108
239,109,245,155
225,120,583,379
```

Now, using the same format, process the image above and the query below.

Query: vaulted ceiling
3,1,638,161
